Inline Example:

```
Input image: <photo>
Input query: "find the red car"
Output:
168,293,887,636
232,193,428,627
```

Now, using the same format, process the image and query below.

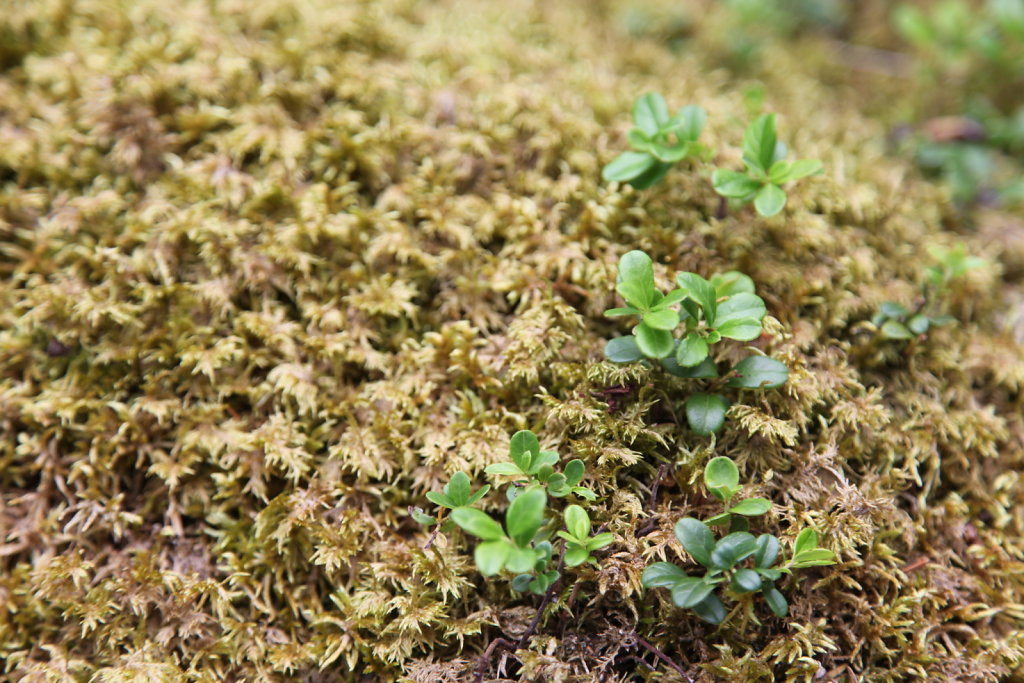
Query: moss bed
2,0,1024,681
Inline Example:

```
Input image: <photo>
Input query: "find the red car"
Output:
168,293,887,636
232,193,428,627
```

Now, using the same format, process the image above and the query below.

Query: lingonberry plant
602,92,708,189
425,431,608,595
873,243,987,340
712,113,822,216
604,250,789,435
641,457,835,624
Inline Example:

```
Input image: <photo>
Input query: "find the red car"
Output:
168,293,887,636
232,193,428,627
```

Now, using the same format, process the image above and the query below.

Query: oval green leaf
671,577,715,608
604,336,644,363
711,532,757,569
633,323,675,359
754,183,786,217
602,151,656,182
452,507,505,541
686,393,728,436
474,541,510,576
727,356,789,389
728,498,772,516
674,517,715,568
505,486,547,547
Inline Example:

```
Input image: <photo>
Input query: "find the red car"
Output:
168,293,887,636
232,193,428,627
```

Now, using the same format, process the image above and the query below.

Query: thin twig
472,637,515,683
634,635,692,681
422,509,447,550
648,464,668,512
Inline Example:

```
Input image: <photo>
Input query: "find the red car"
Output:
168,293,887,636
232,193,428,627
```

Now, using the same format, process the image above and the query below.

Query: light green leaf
475,541,510,576
742,113,777,173
426,491,454,508
793,528,818,556
588,532,615,551
643,307,680,331
564,543,590,567
604,306,640,317
564,459,584,487
633,92,669,136
446,472,471,506
506,486,547,547
511,574,532,592
782,158,822,182
466,485,490,506
728,498,772,516
506,546,539,573
686,393,728,436
711,169,761,199
485,462,523,476
626,128,655,154
716,318,763,341
754,183,786,217
728,356,789,389
674,517,716,568
675,272,718,323
670,577,715,608
661,355,718,379
666,105,706,142
792,549,836,567
509,430,539,472
711,271,756,297
907,314,930,334
602,151,656,182
715,293,766,326
633,322,675,359
452,507,505,541
616,250,655,308
704,457,739,494
604,336,644,363
641,562,689,588
676,332,709,367
880,319,913,339
564,504,591,540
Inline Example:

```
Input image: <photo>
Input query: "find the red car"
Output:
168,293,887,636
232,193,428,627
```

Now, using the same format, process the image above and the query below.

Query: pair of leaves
425,471,491,510
451,486,548,576
712,114,822,217
556,505,616,567
789,528,837,569
702,457,771,523
873,300,956,340
605,251,690,359
486,430,595,499
674,271,766,366
602,93,707,189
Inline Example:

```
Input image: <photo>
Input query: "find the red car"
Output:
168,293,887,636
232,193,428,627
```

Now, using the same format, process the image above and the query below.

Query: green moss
1,0,1022,681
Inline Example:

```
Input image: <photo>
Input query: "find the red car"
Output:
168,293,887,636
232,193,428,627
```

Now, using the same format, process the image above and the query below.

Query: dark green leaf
676,332,709,367
602,151,656,182
731,568,762,593
641,562,689,588
661,355,719,378
627,160,672,189
634,322,675,359
686,393,728,436
509,430,539,472
754,534,780,568
511,574,533,592
674,517,716,568
671,578,715,608
711,532,758,569
763,586,788,617
728,356,789,389
564,459,584,486
604,336,644,363
692,593,728,624
475,541,510,576
729,516,750,533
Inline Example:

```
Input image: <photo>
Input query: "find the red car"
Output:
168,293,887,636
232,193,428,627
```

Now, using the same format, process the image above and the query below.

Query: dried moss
1,0,1023,681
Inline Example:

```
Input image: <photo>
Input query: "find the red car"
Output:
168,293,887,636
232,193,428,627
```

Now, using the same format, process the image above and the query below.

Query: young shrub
485,429,596,500
603,251,790,436
640,458,836,623
872,242,986,340
602,92,707,189
712,113,822,216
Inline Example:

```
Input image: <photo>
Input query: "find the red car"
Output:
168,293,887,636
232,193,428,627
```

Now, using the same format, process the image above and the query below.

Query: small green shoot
484,430,596,500
602,93,707,189
712,113,822,216
556,505,615,567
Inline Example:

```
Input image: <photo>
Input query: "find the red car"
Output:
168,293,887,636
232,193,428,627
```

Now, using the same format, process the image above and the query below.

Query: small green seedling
640,458,835,624
602,92,707,189
701,457,772,532
485,430,596,500
873,243,986,340
712,114,822,216
412,471,491,527
451,485,552,578
603,251,789,435
557,505,615,567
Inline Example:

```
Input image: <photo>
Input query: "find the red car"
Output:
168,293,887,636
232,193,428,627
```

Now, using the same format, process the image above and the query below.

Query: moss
1,0,1023,681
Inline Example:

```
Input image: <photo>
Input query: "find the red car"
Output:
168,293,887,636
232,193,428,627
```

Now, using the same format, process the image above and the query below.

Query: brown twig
634,635,692,681
472,637,515,683
422,509,447,550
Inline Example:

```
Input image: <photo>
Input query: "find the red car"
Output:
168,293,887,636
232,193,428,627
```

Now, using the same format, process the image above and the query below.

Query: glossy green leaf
661,355,718,378
564,543,590,567
715,293,766,326
754,534,781,568
716,318,762,341
692,593,727,624
485,462,523,476
793,528,818,556
674,517,716,568
564,504,590,540
704,457,739,494
475,541,511,576
509,430,539,472
731,568,762,593
676,332,709,367
446,471,471,506
670,577,715,608
643,307,680,331
711,532,758,569
728,356,789,389
763,586,789,617
633,322,675,358
686,393,728,436
641,562,689,588
754,183,786,217
564,459,584,486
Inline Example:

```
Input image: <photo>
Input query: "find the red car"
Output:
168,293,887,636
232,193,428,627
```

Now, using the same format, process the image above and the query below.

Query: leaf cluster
602,93,708,189
641,458,836,624
604,251,789,434
485,429,596,499
711,114,822,216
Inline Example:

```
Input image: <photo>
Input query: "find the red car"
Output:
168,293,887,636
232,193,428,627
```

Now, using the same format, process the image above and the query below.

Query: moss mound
2,0,1023,681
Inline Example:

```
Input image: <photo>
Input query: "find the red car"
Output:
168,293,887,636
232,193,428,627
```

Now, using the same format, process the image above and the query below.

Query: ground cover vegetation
1,0,1024,681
